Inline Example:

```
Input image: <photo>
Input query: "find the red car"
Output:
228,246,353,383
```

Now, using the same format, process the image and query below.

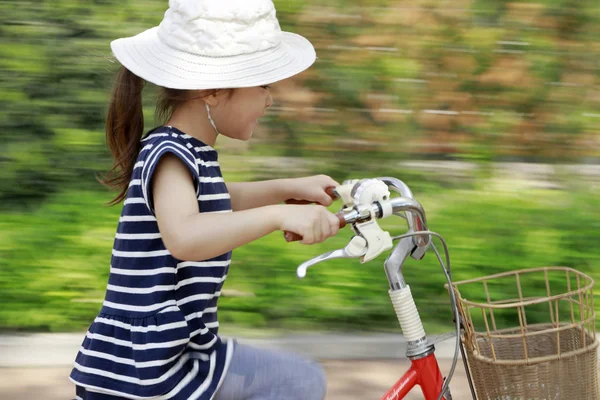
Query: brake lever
296,236,367,278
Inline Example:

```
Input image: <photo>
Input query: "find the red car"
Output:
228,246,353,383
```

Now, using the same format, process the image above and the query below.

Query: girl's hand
285,174,340,206
277,204,341,244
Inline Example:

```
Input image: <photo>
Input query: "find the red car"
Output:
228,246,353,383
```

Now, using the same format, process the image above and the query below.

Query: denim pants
213,342,327,400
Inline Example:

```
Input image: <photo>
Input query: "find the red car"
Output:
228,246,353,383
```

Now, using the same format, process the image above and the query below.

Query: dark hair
99,66,221,205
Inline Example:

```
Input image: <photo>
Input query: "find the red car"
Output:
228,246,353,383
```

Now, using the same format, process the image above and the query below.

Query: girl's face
210,86,273,141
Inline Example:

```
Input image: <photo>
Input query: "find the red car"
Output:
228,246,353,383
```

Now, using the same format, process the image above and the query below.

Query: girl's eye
261,85,271,90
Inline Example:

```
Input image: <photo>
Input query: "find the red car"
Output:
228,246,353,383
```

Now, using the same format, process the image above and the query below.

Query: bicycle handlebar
285,194,428,243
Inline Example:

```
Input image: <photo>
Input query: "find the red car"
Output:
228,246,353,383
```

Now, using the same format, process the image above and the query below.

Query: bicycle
286,177,599,400
286,177,464,400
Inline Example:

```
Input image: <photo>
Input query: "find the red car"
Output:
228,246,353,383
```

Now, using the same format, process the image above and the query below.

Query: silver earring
205,103,220,135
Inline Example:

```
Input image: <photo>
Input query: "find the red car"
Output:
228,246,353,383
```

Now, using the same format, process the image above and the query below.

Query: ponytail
100,66,145,205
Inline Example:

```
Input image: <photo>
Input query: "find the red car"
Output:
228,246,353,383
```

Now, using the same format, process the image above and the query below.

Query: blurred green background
1,0,598,335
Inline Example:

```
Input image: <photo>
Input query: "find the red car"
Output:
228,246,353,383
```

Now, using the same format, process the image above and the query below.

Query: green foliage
1,182,597,333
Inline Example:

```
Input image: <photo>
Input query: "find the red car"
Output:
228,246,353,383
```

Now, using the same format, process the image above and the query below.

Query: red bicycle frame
380,352,447,400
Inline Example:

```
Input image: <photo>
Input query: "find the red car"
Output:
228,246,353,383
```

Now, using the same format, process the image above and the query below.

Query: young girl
69,1,341,399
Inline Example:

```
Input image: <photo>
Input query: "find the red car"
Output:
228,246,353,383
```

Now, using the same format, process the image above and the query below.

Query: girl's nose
266,92,273,108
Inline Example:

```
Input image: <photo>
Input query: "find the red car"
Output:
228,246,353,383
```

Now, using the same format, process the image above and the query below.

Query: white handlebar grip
389,286,426,342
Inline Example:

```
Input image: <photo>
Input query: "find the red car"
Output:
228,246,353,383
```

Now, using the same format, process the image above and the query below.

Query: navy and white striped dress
70,126,234,399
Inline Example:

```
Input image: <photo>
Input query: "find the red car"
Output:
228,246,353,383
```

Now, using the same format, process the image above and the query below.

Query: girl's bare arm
152,155,339,260
226,180,290,211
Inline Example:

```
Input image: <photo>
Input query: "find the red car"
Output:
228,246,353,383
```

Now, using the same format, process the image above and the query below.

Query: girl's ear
204,91,219,107
200,89,233,108
207,89,233,107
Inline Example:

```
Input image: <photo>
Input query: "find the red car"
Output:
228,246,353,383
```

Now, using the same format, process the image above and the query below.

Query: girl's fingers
321,213,331,241
329,179,341,187
319,174,340,188
330,214,340,236
313,219,322,243
301,229,314,245
320,193,333,206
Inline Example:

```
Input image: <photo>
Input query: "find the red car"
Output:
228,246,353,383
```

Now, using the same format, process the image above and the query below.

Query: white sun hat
110,0,317,90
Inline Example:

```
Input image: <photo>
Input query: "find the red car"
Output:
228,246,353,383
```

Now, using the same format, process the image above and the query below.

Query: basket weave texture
451,267,599,399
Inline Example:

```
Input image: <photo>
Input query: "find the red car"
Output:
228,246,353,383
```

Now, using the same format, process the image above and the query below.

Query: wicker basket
450,267,599,399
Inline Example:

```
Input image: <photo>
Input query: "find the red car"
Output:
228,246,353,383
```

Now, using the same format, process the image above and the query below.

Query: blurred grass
1,172,597,334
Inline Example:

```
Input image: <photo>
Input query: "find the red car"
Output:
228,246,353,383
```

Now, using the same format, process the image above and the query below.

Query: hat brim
110,27,316,90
